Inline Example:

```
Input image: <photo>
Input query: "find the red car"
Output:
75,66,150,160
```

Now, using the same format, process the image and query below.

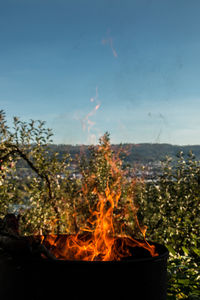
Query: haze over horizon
1,0,200,145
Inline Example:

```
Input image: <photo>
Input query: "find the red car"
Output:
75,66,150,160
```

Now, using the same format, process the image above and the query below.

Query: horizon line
50,142,200,147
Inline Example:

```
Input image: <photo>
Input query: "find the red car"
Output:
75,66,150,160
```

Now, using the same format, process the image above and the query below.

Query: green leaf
167,245,177,256
182,246,189,256
192,247,200,257
177,278,190,285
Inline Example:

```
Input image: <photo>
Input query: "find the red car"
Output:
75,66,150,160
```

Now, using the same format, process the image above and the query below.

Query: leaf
177,278,190,285
182,246,189,256
192,247,200,257
167,245,177,256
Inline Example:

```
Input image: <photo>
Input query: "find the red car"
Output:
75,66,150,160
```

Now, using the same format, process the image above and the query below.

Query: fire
39,134,158,261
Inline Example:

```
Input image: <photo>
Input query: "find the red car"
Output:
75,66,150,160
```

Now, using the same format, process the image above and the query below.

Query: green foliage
0,110,75,234
137,152,200,299
0,114,139,237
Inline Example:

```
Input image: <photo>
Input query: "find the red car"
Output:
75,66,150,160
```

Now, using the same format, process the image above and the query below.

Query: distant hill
49,143,200,164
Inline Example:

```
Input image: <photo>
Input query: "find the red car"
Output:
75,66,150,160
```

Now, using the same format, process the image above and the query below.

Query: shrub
138,152,200,299
0,110,74,234
0,112,141,239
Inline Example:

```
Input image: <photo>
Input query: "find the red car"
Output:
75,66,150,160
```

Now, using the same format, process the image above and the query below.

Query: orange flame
40,136,157,261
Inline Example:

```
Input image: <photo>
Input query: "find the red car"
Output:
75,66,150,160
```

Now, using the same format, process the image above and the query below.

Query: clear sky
1,0,200,145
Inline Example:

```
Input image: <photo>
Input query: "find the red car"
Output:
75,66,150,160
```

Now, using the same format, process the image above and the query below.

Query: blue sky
1,0,200,145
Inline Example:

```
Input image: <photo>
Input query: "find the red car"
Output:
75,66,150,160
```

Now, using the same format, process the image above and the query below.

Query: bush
0,110,74,234
138,152,200,299
0,112,141,239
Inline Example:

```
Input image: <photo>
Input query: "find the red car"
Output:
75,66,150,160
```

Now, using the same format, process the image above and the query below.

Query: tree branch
0,144,53,200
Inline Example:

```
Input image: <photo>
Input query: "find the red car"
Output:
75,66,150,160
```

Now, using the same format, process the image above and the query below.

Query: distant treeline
48,143,200,164
16,143,200,170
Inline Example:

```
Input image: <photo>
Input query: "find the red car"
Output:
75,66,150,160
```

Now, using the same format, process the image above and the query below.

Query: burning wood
38,183,157,261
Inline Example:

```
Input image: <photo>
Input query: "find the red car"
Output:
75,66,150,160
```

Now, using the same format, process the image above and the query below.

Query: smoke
81,87,101,144
102,31,118,58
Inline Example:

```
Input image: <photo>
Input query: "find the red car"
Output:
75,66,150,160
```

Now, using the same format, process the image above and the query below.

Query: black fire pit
0,235,169,300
